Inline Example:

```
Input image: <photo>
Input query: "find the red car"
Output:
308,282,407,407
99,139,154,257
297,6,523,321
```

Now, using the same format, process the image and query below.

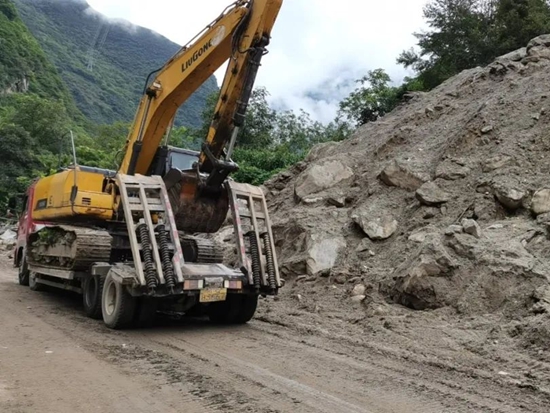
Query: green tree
399,0,550,90
197,88,277,150
195,91,219,140
3,94,71,152
188,87,352,185
398,0,495,89
94,122,128,152
494,0,550,52
0,0,76,109
232,145,303,185
338,69,400,126
237,88,277,149
85,122,130,169
0,123,37,204
167,125,202,151
0,0,17,20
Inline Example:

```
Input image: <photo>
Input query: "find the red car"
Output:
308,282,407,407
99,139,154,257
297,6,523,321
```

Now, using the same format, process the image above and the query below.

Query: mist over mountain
13,0,218,128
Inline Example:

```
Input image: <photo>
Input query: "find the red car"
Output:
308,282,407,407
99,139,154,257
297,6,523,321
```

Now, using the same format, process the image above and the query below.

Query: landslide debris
254,36,550,344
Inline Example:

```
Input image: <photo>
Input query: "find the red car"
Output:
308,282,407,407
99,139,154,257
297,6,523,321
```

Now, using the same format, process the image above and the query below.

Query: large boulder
492,176,526,211
482,155,515,173
525,34,550,61
531,189,550,216
272,219,346,277
386,220,550,314
416,182,451,206
0,229,16,242
0,229,17,249
435,162,471,181
379,160,427,191
306,234,346,276
462,219,482,239
447,220,549,279
294,159,354,200
496,47,526,62
352,208,398,241
532,286,550,314
388,236,457,310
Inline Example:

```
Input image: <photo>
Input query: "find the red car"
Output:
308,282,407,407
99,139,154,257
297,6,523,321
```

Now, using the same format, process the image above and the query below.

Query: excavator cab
148,146,200,176
168,148,200,172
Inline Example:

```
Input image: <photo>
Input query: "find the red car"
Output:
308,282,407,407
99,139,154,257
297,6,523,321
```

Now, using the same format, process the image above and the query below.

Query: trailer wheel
233,294,259,324
133,298,158,328
208,294,258,324
101,273,136,329
18,254,30,286
29,272,44,292
82,275,105,320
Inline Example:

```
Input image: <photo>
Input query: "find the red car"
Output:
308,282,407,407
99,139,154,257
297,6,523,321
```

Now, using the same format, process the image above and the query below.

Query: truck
12,0,284,329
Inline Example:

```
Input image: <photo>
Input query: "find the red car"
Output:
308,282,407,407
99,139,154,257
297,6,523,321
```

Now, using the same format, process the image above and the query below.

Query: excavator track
28,225,112,271
180,235,224,263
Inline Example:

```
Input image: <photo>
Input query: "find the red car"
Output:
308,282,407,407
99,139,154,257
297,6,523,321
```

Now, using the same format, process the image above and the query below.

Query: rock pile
256,35,550,327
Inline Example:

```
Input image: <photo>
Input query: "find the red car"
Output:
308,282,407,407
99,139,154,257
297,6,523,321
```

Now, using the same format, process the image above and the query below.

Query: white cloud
82,6,141,34
87,0,428,122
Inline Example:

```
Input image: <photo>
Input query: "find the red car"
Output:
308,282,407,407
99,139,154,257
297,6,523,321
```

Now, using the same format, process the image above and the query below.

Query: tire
133,298,158,328
18,254,30,286
208,294,258,324
82,275,105,320
233,294,258,324
29,272,44,292
101,273,136,329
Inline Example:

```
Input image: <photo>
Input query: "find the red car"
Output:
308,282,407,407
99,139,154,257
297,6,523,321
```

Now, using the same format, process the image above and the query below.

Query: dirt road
0,254,548,413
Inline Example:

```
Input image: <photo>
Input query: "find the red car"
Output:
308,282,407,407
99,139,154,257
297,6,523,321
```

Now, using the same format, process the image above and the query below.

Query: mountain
0,0,73,107
0,0,85,202
13,0,218,128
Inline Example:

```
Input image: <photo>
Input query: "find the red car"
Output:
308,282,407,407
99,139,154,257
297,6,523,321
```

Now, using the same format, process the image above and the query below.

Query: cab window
169,152,198,171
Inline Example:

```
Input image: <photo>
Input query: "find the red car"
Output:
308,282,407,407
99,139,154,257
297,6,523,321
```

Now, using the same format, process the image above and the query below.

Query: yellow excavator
16,0,283,329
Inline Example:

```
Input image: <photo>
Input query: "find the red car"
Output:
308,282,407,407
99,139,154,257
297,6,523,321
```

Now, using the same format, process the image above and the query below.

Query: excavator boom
120,0,283,182
117,0,282,234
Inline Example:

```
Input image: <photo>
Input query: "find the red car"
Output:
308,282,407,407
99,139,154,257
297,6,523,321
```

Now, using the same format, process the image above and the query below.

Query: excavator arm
199,0,281,188
119,0,283,187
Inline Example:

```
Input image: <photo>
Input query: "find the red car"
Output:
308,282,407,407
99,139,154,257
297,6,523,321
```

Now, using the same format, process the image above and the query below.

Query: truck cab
12,182,48,285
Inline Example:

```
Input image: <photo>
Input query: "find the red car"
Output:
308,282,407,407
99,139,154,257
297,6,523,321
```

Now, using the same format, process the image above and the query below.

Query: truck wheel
29,272,44,292
82,275,105,320
208,294,258,324
233,294,259,324
101,273,136,329
18,255,30,286
133,298,158,327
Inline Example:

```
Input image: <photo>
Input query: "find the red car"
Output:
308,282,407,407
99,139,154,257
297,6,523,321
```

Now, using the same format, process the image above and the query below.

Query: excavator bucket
163,169,229,234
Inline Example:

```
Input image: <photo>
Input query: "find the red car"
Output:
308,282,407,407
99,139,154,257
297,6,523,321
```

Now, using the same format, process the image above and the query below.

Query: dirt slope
266,36,550,314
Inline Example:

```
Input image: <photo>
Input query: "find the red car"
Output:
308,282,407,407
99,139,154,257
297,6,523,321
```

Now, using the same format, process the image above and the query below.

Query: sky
86,0,428,123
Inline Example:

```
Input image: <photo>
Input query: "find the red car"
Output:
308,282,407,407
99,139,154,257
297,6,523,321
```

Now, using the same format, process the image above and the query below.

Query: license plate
199,288,227,303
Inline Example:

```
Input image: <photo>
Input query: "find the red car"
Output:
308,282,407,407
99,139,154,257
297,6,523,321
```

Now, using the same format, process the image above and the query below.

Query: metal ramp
116,173,184,291
227,181,281,293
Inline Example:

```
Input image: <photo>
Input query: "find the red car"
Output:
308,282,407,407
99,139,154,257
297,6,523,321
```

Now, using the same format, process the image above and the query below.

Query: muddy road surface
0,255,548,412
